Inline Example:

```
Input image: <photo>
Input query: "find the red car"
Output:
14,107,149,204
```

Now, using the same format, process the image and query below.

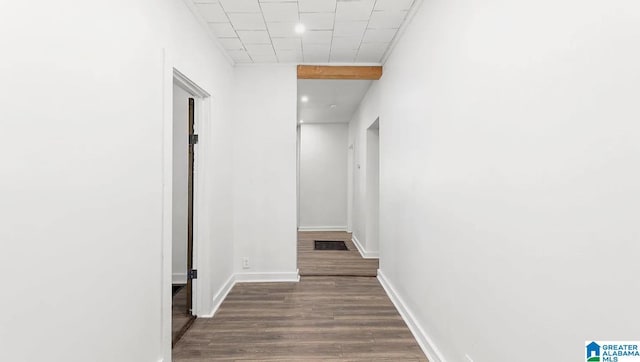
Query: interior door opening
172,85,197,347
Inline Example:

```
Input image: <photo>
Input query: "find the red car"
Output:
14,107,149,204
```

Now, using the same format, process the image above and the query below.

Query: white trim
377,270,447,362
173,69,210,98
201,274,236,318
172,273,188,284
352,234,380,259
161,62,213,360
235,270,301,283
298,226,348,232
160,49,173,362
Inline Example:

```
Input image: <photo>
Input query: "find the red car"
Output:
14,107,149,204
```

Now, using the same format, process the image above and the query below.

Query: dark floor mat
314,240,349,251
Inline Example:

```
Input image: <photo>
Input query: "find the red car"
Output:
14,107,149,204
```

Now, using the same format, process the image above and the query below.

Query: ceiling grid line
354,0,379,63
218,0,252,63
327,0,340,62
192,0,416,64
257,1,278,63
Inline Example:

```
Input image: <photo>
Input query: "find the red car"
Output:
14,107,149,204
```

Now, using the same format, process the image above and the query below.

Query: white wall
172,83,190,284
299,123,349,230
0,0,235,361
365,124,379,253
232,65,298,280
349,107,381,255
350,0,640,361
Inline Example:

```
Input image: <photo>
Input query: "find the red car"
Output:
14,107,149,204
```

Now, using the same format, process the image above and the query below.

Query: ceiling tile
298,0,336,13
219,0,261,12
299,13,335,30
250,53,278,62
196,3,228,22
237,30,271,44
266,22,298,37
227,49,252,62
335,0,375,21
272,37,302,50
260,2,299,22
333,21,367,37
304,43,331,61
331,36,362,50
218,37,244,50
276,49,304,62
228,13,266,30
362,28,398,43
356,42,388,62
374,0,414,11
303,30,333,44
330,48,357,62
192,0,414,63
244,43,275,54
209,22,236,38
367,10,408,29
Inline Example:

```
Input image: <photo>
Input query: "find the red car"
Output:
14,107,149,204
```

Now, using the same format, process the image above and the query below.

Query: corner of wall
377,270,447,362
200,273,236,318
352,234,379,259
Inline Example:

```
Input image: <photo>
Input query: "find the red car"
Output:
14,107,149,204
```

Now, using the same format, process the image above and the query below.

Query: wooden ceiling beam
297,65,383,80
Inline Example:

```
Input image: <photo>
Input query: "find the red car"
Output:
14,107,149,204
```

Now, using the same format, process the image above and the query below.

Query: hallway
173,232,426,361
298,231,378,277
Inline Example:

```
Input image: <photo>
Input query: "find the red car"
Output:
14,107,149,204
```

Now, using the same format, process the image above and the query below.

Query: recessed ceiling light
295,23,306,34
299,120,304,124
301,96,309,103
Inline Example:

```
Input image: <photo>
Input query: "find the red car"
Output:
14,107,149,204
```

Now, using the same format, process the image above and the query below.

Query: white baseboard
298,226,347,231
351,234,380,259
200,274,236,318
377,270,446,362
234,269,300,283
199,270,300,318
172,272,187,284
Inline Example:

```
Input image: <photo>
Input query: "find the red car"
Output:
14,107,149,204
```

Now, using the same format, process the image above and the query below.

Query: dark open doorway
172,94,197,347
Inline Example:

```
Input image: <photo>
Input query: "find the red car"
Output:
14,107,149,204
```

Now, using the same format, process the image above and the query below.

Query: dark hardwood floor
172,231,426,361
173,276,427,361
298,231,379,277
173,285,195,346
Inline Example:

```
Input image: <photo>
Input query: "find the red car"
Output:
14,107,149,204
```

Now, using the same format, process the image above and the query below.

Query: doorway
365,118,380,254
295,66,382,276
171,83,197,346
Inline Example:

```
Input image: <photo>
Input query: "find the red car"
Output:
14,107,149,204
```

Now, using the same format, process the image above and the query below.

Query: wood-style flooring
298,231,379,277
172,231,426,361
173,285,195,346
173,276,427,361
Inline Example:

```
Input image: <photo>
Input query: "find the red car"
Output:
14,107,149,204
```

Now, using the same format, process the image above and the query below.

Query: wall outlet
465,354,474,362
242,257,250,269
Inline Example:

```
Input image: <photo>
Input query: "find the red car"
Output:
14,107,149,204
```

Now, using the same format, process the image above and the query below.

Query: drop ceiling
191,0,417,64
298,79,372,123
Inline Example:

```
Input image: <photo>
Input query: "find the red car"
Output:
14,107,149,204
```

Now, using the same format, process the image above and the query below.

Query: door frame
162,62,211,358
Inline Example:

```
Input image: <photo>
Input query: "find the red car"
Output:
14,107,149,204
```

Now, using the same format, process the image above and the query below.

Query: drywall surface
232,65,298,277
349,88,382,254
0,0,235,361
172,83,190,283
365,125,379,253
299,123,349,230
351,0,640,361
